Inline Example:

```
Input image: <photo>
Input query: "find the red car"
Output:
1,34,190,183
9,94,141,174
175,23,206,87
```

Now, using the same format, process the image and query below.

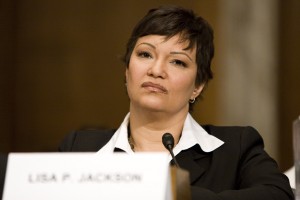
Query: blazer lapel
176,145,211,184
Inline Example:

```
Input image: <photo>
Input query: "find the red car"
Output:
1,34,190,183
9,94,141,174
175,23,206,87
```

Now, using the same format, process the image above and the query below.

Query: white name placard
3,153,172,200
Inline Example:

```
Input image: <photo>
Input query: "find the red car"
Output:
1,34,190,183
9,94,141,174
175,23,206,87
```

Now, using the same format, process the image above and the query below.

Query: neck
128,106,188,152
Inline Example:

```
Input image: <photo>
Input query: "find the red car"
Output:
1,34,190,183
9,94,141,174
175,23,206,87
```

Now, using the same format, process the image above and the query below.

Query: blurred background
0,0,299,171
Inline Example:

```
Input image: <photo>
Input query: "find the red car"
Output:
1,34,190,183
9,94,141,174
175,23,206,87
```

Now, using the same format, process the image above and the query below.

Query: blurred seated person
0,153,8,200
59,5,294,200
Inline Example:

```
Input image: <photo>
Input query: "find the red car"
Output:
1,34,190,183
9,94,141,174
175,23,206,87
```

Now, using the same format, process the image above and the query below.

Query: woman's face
126,34,204,114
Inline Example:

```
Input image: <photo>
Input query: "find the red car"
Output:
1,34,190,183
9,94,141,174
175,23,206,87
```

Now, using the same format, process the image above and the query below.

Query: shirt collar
96,113,224,155
96,113,132,154
173,113,224,154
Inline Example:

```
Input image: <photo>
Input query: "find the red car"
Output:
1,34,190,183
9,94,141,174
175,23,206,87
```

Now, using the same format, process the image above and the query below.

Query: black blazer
59,125,294,200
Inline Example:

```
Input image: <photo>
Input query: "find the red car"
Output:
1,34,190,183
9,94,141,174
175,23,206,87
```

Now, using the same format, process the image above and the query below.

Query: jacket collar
176,145,211,184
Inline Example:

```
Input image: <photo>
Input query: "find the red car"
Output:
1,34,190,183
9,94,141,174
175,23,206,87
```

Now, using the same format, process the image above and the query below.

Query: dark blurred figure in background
0,153,8,199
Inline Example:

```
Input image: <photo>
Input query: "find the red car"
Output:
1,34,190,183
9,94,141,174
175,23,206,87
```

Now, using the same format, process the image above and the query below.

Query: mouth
141,82,168,94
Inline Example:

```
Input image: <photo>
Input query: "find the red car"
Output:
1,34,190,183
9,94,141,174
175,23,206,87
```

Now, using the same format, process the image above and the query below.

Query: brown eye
171,59,187,67
137,51,152,59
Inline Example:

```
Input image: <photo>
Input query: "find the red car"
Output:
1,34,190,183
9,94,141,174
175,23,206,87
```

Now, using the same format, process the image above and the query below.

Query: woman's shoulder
58,129,116,152
201,125,268,165
201,125,264,147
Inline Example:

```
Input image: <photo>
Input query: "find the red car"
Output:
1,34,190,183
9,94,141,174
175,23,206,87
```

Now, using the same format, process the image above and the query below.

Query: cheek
128,57,149,78
171,73,197,95
126,62,144,87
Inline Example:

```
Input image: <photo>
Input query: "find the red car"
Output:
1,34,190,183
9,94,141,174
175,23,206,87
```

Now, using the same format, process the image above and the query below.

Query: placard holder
171,166,191,200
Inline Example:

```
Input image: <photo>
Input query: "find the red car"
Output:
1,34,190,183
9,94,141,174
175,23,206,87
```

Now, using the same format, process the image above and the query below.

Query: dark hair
123,6,214,108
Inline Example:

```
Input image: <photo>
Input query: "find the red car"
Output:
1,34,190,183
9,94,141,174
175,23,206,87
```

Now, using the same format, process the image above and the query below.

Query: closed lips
141,82,168,93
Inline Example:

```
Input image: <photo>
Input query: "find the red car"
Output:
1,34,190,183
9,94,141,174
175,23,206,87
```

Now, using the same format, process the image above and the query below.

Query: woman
59,6,294,200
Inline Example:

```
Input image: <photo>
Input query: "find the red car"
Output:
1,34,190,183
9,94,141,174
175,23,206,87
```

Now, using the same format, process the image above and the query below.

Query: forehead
135,34,195,52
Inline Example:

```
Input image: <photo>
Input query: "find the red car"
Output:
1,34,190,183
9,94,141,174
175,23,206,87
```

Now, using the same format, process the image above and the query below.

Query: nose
147,59,167,79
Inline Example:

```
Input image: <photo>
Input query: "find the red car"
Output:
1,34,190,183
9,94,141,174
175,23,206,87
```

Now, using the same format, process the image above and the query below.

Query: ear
191,84,205,100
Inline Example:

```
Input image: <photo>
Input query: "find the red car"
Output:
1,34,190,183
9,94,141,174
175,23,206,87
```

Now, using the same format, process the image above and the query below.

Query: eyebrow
136,42,156,49
136,42,193,61
170,52,193,61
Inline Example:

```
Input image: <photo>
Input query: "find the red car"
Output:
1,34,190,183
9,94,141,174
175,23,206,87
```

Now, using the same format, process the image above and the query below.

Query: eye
171,59,187,67
137,51,152,59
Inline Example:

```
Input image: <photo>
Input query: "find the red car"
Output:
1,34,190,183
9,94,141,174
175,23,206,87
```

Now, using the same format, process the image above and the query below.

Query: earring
189,98,196,104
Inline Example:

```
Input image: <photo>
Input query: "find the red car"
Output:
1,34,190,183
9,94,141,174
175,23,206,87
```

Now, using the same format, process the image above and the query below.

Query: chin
142,103,166,112
138,100,167,112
